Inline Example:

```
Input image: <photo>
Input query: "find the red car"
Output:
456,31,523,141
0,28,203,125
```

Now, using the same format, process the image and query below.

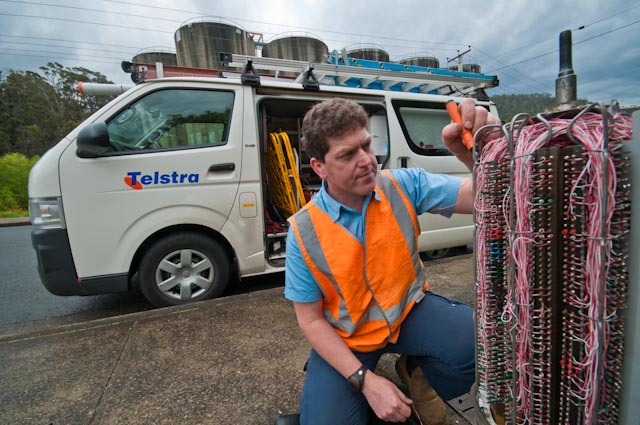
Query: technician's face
311,126,378,207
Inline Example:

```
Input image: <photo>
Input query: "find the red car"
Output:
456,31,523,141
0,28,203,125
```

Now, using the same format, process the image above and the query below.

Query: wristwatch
347,364,368,393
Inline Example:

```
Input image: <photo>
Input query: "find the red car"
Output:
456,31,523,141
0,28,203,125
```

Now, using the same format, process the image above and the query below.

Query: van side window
392,100,452,156
107,89,234,152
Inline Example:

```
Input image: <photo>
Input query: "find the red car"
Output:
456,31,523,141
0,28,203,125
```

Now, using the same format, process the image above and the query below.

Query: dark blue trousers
299,292,475,425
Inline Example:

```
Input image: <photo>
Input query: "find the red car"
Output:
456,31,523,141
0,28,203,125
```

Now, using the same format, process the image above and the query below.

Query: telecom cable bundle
473,103,633,425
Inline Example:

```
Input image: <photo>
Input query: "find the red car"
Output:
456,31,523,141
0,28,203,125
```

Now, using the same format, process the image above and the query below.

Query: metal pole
555,30,578,110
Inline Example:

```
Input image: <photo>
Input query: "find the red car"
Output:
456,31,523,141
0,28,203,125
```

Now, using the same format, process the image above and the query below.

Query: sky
1,0,639,106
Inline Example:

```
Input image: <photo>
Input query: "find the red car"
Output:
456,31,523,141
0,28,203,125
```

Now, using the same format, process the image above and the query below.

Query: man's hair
301,98,368,162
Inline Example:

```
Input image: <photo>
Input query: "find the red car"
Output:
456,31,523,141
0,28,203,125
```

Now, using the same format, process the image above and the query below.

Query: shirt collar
315,179,381,222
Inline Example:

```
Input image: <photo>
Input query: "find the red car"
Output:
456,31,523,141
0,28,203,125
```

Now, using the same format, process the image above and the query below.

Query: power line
0,34,141,49
485,18,640,73
493,3,640,59
0,47,124,60
3,0,637,101
0,51,120,65
467,51,552,94
575,18,640,45
0,13,174,34
0,40,136,55
102,0,464,48
1,0,469,65
3,0,465,51
574,3,640,30
0,16,461,62
471,6,640,96
0,0,183,24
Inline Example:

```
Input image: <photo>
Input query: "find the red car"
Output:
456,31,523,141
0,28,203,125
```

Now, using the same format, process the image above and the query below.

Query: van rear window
392,100,452,156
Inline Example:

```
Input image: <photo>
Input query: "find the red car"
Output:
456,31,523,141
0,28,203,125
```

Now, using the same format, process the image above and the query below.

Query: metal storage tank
261,33,328,63
463,63,481,73
397,54,440,69
132,47,177,65
174,17,256,69
345,44,389,62
447,63,482,73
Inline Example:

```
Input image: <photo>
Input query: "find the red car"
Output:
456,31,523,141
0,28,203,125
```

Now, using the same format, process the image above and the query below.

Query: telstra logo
124,171,200,190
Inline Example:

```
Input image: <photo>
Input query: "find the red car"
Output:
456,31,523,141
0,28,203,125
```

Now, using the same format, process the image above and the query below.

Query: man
285,97,498,424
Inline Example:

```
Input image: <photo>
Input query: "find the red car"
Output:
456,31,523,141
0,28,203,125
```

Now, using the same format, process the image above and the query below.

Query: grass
0,209,29,218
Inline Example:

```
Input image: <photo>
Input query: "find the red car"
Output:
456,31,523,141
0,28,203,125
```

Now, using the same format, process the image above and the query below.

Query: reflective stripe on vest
289,170,428,352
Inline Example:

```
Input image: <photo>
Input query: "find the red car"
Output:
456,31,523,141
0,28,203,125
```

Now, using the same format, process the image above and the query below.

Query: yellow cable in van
266,132,307,218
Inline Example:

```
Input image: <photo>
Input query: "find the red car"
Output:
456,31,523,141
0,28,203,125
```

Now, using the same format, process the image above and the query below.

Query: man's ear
310,157,327,179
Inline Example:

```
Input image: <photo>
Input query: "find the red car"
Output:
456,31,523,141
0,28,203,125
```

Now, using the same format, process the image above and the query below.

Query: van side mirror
77,122,111,158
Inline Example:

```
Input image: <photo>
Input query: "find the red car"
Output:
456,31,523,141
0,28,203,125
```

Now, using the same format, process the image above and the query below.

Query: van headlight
29,197,66,229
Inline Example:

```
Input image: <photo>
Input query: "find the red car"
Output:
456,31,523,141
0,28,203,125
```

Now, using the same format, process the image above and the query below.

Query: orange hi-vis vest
289,170,428,352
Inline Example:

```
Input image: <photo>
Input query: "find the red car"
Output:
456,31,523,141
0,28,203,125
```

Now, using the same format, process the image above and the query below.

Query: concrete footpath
0,253,477,425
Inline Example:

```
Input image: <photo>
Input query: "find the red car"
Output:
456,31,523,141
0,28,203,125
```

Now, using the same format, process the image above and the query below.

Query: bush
0,153,39,210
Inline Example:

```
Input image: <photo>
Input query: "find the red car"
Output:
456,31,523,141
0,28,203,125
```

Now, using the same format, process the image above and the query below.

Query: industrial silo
261,33,328,63
174,17,256,69
345,44,389,62
462,63,481,73
447,63,482,73
132,47,177,65
397,53,440,69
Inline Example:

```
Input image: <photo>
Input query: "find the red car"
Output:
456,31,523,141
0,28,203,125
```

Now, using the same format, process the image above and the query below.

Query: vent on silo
132,47,177,66
261,32,329,63
396,53,440,69
345,43,390,62
174,17,256,70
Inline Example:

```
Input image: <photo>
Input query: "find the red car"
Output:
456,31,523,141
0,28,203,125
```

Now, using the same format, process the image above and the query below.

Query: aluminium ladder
220,52,499,96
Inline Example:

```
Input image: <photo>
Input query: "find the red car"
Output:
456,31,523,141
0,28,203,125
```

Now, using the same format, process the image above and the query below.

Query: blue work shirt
284,168,462,303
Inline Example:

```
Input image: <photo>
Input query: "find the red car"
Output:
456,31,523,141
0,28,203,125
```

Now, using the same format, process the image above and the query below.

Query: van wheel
139,233,230,308
420,248,450,261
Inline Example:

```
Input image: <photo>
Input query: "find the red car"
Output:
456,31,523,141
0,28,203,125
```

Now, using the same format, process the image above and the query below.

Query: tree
39,62,113,116
491,93,556,123
0,71,59,156
490,93,590,122
0,63,114,157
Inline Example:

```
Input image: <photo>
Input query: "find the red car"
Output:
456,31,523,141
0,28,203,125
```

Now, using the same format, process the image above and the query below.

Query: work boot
395,355,447,425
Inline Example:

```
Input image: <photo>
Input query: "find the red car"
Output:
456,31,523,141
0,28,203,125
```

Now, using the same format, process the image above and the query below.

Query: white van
28,54,498,307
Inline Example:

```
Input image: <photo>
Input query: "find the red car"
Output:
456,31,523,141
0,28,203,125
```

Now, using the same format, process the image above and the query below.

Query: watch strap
347,364,368,393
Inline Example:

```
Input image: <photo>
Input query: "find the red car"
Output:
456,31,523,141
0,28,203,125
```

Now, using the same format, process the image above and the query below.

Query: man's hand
442,98,501,162
443,98,501,214
363,372,413,423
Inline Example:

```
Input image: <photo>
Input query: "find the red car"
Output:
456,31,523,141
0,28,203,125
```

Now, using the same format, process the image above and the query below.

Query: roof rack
121,51,498,97
220,52,499,96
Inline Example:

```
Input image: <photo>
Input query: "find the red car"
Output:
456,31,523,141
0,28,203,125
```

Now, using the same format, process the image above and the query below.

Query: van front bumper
31,227,128,296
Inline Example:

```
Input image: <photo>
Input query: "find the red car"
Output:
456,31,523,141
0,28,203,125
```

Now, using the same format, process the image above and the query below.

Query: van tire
139,233,230,308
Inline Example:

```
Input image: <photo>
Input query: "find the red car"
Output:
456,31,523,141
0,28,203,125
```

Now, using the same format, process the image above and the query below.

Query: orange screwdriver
445,100,474,150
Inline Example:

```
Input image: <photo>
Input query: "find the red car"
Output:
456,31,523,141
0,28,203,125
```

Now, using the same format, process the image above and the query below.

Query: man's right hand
362,372,413,423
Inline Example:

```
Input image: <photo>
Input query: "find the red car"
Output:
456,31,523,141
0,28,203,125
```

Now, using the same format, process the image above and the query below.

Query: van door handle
398,157,408,168
208,163,235,172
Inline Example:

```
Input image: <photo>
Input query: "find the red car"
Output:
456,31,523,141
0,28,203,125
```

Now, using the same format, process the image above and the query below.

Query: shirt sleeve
389,168,462,217
284,227,323,303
